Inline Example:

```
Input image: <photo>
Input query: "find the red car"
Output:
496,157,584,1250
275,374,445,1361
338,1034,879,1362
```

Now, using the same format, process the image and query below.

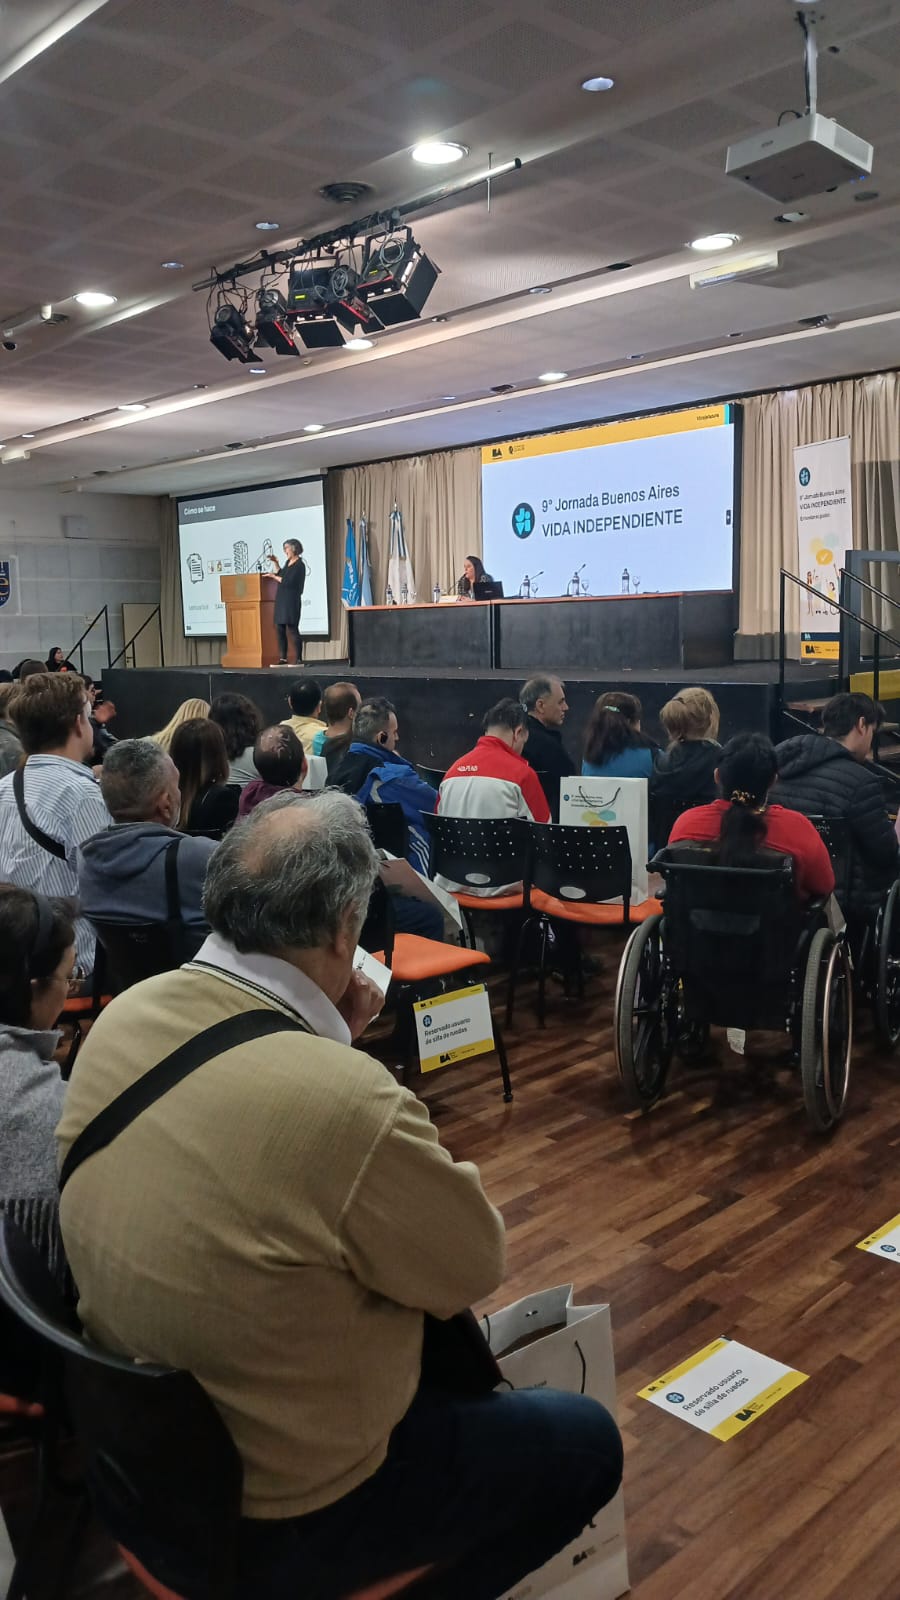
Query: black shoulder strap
163,836,181,920
59,1009,305,1194
13,765,66,860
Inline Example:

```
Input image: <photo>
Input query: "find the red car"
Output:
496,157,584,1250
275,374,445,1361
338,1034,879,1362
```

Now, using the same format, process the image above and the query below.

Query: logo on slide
512,502,535,538
798,467,811,487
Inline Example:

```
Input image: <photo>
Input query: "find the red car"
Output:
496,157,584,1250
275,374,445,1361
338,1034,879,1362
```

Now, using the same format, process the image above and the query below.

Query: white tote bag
484,1285,630,1600
558,776,649,905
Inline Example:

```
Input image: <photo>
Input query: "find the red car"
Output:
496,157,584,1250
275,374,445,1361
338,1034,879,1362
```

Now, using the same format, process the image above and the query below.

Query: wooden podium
220,573,279,668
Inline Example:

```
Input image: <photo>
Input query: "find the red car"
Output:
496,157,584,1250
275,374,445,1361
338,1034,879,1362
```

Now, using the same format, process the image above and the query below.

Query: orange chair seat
0,1392,43,1419
453,890,524,912
530,890,663,926
120,1545,428,1600
60,995,111,1016
374,935,491,982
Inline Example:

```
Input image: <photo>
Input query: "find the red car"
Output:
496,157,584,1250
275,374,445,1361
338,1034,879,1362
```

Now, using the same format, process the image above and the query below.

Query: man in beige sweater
58,792,621,1599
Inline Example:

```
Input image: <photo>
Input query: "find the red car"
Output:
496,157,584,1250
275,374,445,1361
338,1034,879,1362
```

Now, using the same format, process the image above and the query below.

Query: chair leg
61,1020,82,1079
505,916,532,1027
493,1021,514,1103
537,918,549,1027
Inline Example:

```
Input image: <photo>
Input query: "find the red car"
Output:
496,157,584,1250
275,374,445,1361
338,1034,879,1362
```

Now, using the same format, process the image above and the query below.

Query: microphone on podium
518,570,543,598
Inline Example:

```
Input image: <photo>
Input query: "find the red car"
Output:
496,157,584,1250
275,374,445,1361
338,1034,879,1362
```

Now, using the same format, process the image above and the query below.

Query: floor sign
638,1337,808,1440
414,985,495,1073
857,1214,900,1261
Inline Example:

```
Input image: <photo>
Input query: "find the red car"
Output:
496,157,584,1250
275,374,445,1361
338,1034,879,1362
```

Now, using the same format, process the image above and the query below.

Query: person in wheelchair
667,732,835,901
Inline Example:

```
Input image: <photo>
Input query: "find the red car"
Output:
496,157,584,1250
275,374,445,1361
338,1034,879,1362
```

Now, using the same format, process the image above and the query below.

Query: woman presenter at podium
456,554,492,599
268,539,306,664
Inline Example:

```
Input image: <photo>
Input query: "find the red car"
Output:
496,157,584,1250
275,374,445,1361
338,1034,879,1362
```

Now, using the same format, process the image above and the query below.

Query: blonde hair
660,686,720,746
150,697,210,753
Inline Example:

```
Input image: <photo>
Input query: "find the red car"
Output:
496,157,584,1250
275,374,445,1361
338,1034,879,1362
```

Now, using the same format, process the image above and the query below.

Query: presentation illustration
186,552,204,584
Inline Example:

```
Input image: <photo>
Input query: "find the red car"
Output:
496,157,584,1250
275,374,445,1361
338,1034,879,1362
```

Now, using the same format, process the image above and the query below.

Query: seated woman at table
668,732,834,902
456,555,493,598
582,692,656,779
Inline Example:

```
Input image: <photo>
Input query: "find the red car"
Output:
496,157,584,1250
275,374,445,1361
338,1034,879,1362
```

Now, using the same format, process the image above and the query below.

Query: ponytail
715,733,777,867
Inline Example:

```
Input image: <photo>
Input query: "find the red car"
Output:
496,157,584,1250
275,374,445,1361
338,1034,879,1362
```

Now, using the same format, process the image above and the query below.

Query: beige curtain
159,499,221,667
312,448,481,661
738,373,900,657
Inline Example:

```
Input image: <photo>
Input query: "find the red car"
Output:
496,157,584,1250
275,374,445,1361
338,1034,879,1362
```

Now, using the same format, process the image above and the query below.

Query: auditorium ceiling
0,0,899,493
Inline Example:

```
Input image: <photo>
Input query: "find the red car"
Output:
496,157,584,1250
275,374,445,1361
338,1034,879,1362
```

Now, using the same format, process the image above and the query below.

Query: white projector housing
726,112,873,202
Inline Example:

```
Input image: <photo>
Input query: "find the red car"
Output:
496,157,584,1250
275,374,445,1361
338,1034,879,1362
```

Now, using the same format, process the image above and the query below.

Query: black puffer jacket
649,740,720,843
775,733,899,913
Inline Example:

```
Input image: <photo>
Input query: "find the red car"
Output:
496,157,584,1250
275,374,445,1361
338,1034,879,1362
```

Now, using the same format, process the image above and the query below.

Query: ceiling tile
32,32,180,105
163,78,300,137
441,20,589,91
325,0,489,53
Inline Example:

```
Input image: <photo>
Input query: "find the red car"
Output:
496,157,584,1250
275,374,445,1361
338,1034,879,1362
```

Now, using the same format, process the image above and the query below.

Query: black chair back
357,876,396,964
417,764,445,790
808,813,854,901
654,843,806,1028
0,1216,242,1600
531,824,633,915
424,815,532,893
365,800,409,859
90,918,206,995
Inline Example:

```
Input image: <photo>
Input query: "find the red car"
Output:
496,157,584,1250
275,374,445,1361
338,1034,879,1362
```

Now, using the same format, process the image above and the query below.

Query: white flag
387,503,417,604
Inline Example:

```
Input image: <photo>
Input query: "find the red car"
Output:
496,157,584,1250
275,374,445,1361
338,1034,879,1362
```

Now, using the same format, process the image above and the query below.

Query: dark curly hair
209,693,263,760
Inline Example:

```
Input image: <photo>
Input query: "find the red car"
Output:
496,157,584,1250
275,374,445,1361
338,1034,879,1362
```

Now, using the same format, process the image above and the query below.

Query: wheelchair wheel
614,914,673,1109
875,881,900,1049
800,928,853,1134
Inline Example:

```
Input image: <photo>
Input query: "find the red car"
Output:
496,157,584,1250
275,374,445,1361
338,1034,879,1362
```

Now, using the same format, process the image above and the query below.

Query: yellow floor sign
639,1337,808,1440
413,985,495,1074
857,1213,900,1260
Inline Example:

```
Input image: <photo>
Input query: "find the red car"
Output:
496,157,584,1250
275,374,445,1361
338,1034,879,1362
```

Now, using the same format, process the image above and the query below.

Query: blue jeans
237,1383,623,1599
390,889,444,943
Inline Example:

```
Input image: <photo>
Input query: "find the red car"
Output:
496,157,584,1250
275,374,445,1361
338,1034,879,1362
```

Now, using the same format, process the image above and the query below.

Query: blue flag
342,517,360,607
358,514,374,607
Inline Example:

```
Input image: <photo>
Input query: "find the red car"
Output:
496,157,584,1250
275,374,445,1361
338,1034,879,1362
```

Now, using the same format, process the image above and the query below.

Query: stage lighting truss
207,225,441,361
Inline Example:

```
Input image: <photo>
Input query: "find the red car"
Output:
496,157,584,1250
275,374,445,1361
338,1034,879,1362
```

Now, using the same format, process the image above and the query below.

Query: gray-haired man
58,790,621,1600
77,738,217,930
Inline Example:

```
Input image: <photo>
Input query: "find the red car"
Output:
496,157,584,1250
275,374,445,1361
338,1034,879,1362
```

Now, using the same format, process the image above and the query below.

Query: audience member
328,698,437,875
150,697,210,753
519,675,576,821
239,726,308,817
0,887,73,1280
0,673,108,976
582,692,655,779
58,791,621,1597
440,699,550,827
775,691,898,914
15,660,47,682
0,682,23,778
311,681,361,773
210,692,263,787
170,718,239,835
650,687,721,841
0,670,12,684
78,740,216,931
669,732,834,900
282,679,327,749
45,646,74,673
82,675,118,765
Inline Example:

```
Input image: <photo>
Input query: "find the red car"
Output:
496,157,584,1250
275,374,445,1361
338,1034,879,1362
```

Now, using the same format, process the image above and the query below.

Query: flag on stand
358,513,374,607
387,503,417,604
342,517,360,607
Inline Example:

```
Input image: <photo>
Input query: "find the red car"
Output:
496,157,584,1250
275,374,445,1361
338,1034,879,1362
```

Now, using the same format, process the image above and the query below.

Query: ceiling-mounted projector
725,5,873,202
726,113,872,202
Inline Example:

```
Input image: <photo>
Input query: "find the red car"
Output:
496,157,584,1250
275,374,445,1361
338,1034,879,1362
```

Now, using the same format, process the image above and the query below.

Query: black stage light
294,317,346,349
361,232,439,325
255,288,300,356
210,302,257,362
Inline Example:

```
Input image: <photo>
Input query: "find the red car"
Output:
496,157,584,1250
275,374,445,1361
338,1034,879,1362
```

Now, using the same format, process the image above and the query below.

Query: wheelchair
810,816,900,1050
614,845,853,1134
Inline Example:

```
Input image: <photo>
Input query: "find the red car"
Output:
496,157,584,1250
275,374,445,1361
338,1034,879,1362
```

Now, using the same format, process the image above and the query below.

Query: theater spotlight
288,256,381,346
210,302,257,362
361,230,439,325
255,288,300,356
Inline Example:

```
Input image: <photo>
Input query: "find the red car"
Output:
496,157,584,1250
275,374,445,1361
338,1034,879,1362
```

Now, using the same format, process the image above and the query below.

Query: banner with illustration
793,435,852,661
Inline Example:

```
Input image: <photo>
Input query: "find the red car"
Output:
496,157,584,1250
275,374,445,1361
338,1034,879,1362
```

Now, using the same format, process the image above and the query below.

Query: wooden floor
8,941,900,1598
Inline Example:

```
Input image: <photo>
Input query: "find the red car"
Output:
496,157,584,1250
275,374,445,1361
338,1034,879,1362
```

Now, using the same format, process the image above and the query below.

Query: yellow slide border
482,404,730,466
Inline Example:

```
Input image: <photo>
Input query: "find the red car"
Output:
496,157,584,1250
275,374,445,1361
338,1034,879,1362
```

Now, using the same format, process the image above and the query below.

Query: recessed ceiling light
581,75,615,92
192,383,208,390
161,260,184,270
688,233,739,252
344,337,373,351
411,140,468,165
248,366,267,375
255,220,280,230
529,286,552,295
538,370,568,383
728,331,743,339
303,422,324,433
74,291,117,307
628,354,643,361
117,402,147,412
854,190,880,203
21,432,34,438
774,211,808,224
441,395,457,401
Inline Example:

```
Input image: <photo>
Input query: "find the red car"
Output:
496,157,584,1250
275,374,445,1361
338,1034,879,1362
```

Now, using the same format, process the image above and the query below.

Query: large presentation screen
177,477,328,638
481,404,738,599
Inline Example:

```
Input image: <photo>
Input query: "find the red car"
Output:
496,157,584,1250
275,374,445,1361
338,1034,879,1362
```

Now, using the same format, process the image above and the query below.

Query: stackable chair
506,823,661,1026
423,815,533,949
365,800,410,861
810,814,900,1050
416,764,445,790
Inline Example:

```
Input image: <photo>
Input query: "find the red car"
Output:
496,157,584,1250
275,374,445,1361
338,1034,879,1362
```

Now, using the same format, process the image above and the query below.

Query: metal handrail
66,605,111,675
108,605,164,669
778,569,900,717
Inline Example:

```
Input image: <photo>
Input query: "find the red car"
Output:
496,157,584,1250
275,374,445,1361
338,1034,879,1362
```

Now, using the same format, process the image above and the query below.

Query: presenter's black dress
274,559,305,663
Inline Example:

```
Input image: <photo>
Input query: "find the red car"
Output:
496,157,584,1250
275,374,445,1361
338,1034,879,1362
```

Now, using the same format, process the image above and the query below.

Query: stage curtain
312,447,481,660
737,373,900,658
159,500,220,667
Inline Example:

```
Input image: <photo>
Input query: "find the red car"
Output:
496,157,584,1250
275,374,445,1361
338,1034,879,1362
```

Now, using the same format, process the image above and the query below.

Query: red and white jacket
438,736,551,825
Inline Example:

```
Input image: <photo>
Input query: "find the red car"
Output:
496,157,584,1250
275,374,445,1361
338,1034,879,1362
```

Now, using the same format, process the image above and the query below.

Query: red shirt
669,800,835,901
439,735,551,824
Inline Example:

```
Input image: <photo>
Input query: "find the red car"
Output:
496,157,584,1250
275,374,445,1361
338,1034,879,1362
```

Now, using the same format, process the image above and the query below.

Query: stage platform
104,660,836,773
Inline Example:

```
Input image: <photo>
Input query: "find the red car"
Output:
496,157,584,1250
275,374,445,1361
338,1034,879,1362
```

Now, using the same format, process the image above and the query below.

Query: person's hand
94,700,116,724
268,553,280,567
337,969,386,1040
